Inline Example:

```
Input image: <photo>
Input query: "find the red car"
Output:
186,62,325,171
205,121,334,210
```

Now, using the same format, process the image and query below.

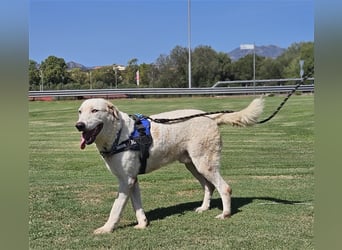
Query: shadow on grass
145,196,307,222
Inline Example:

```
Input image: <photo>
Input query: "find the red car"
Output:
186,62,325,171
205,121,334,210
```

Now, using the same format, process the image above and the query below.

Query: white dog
75,97,263,234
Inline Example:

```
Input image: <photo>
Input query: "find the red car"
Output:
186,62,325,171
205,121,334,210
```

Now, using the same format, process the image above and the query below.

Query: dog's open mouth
80,123,103,149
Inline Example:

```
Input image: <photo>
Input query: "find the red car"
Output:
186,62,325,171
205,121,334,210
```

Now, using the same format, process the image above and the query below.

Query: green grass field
29,95,314,249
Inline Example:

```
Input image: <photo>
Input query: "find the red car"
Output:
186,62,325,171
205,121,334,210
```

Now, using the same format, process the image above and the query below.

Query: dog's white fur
75,97,264,234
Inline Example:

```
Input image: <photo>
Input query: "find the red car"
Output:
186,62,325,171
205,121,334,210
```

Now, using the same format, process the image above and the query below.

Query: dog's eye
91,109,99,113
78,110,81,114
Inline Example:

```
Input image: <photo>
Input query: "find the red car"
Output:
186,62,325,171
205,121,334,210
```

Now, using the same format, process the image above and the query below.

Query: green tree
69,68,88,86
141,63,159,88
276,42,314,79
169,46,188,87
231,54,265,82
29,59,41,90
258,58,282,81
154,54,176,87
155,46,188,88
40,56,68,88
192,46,232,87
216,52,233,82
123,58,139,86
299,42,314,76
192,45,218,87
91,66,116,88
138,63,153,87
153,45,233,87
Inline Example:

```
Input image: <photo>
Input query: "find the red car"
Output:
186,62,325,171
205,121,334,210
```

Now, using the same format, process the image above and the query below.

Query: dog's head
75,98,119,149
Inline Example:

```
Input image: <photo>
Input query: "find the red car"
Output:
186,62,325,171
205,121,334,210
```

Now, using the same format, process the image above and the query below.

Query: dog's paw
134,218,148,229
195,206,209,213
215,211,231,219
134,223,147,229
93,226,113,234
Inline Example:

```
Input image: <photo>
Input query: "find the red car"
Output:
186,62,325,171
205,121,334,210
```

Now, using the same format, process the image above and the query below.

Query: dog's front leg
93,180,131,234
130,179,148,229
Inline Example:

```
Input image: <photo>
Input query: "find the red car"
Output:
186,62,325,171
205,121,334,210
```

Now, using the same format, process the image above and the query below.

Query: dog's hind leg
185,162,215,213
203,169,232,219
210,173,232,219
190,157,232,219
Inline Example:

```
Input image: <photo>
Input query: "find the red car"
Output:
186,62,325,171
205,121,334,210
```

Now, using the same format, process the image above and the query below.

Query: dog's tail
208,98,264,127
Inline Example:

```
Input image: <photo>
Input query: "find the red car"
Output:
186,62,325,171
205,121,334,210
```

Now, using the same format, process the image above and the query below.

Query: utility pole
188,0,192,88
40,69,44,91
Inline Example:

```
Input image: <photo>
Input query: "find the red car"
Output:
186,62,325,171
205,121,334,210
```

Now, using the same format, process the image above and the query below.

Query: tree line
29,42,313,90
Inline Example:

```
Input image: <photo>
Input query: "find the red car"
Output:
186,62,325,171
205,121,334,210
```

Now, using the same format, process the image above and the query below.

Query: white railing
211,77,314,87
28,84,314,99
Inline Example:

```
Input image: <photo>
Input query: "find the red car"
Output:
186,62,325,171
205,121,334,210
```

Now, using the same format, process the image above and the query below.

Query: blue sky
29,0,314,67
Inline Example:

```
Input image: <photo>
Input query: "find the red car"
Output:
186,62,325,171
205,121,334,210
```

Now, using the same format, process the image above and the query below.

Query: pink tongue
80,135,86,149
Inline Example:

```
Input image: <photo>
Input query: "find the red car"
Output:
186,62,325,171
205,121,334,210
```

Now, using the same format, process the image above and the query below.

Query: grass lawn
29,94,314,249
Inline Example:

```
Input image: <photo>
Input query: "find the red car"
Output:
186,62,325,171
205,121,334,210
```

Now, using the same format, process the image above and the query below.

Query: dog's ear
107,103,119,119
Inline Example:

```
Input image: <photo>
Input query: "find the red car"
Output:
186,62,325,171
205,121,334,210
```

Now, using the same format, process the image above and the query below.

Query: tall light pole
253,42,256,95
188,0,192,88
299,60,304,79
40,69,44,91
113,65,118,88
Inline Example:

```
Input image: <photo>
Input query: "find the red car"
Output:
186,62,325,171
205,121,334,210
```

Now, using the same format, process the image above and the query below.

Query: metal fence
211,77,314,87
28,78,314,99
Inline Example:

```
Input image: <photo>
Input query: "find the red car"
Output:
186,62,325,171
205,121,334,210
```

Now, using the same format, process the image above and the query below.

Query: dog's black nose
75,122,86,131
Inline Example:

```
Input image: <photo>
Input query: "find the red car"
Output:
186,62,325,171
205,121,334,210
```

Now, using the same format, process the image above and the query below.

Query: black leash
143,109,236,124
257,84,301,124
257,70,313,124
143,70,313,125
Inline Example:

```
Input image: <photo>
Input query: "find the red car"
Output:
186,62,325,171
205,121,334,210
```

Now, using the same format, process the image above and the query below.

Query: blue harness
100,114,153,175
130,114,151,140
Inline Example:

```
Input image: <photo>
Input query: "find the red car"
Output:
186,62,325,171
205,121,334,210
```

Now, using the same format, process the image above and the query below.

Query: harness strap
100,128,137,158
100,114,153,175
131,114,153,174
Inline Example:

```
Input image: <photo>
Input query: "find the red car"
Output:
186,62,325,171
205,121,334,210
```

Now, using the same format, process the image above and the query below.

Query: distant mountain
228,45,285,61
66,61,89,70
65,45,285,69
